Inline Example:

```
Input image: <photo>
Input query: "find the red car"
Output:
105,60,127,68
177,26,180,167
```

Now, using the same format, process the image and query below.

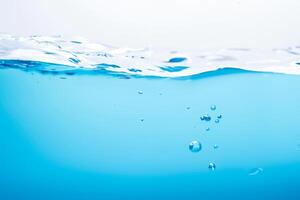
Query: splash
1,34,300,78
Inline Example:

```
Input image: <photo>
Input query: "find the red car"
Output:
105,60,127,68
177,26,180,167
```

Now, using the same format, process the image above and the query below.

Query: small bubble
138,91,143,94
186,107,191,110
208,162,216,171
217,115,222,119
189,140,202,153
213,144,219,149
210,105,216,111
215,119,220,123
249,168,263,176
200,114,211,122
206,127,210,131
140,119,144,122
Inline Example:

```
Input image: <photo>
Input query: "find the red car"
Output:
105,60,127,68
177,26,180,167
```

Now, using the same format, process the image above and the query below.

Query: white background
0,0,300,49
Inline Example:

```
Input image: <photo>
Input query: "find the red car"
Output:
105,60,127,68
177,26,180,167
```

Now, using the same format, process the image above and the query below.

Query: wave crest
1,34,300,78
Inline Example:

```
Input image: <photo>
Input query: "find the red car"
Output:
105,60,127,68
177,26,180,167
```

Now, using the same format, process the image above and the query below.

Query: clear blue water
1,35,300,199
1,67,300,199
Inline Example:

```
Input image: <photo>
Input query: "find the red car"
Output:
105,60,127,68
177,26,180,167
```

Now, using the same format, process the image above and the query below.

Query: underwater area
1,35,300,199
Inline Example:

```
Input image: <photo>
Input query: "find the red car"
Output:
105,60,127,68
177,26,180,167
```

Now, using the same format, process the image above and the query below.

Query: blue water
1,64,300,199
1,35,300,199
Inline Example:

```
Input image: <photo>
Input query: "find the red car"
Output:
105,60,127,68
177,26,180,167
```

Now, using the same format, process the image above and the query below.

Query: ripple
1,34,300,78
167,57,187,63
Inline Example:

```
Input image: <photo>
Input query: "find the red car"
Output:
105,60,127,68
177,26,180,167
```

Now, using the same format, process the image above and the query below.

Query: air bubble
189,140,202,153
210,105,216,111
208,162,216,171
200,114,211,122
215,119,220,123
138,91,143,94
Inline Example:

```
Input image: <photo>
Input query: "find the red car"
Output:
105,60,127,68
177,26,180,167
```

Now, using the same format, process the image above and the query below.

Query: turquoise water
1,66,300,199
1,35,300,199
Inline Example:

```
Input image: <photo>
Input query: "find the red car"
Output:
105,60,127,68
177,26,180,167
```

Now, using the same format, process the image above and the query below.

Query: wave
0,34,300,78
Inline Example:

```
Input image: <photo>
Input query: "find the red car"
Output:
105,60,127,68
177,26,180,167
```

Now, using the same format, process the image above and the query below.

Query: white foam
1,34,300,77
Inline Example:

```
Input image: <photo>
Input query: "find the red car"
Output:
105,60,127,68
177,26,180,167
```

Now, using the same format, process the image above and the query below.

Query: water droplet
210,105,216,111
200,114,211,122
249,168,263,176
140,119,144,122
208,162,216,171
189,140,202,153
138,91,143,94
206,127,210,131
213,144,219,149
217,115,222,119
186,107,191,110
215,119,220,123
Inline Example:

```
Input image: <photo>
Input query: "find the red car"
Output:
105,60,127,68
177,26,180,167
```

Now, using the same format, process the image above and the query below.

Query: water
1,35,300,199
249,168,264,176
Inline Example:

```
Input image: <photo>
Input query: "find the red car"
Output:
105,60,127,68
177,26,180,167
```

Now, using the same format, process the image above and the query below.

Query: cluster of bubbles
189,104,223,171
136,91,262,175
189,105,263,174
200,105,222,124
